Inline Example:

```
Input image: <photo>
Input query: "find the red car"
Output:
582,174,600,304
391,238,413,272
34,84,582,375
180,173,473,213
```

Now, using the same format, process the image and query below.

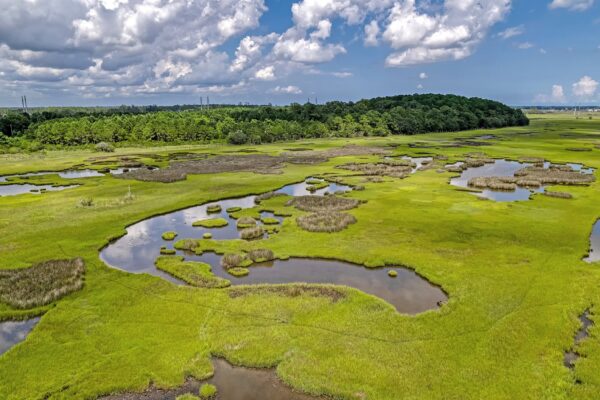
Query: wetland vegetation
2,113,600,400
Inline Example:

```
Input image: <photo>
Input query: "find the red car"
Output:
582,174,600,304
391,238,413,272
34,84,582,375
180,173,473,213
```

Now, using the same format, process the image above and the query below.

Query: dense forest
0,94,528,148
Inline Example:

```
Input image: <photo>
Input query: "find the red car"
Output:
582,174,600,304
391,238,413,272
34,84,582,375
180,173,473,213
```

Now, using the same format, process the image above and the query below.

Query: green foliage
95,142,114,152
21,94,527,146
162,231,178,241
154,256,230,288
192,218,228,228
199,383,217,398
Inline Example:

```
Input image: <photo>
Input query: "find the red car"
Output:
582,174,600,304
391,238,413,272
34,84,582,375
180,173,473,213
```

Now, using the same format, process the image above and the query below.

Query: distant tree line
1,94,528,146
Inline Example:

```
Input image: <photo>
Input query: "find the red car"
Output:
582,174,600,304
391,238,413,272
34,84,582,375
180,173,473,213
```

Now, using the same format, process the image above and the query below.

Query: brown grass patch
119,145,391,182
287,195,360,212
240,226,264,240
0,258,85,309
247,249,275,262
336,162,412,178
296,212,356,232
543,191,573,199
514,165,595,185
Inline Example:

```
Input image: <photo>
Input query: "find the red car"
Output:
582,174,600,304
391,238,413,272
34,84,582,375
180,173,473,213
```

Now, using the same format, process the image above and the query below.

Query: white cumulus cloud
271,85,303,94
549,0,594,11
573,76,598,99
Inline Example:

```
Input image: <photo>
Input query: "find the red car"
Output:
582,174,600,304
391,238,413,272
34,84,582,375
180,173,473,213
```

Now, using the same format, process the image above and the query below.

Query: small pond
0,318,39,355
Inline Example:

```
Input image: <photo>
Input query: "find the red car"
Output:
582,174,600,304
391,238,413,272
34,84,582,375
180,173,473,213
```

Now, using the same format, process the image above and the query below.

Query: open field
1,114,600,399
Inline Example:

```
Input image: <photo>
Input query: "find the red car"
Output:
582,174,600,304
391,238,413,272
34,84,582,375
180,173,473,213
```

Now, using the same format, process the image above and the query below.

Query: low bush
95,142,115,152
0,258,85,309
296,212,356,232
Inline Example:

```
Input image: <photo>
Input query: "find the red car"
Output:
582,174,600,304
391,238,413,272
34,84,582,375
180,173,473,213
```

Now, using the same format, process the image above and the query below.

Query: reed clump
240,226,264,240
236,216,257,229
543,191,573,199
0,258,85,309
337,162,411,178
247,249,275,263
296,212,356,232
287,195,360,212
221,253,252,269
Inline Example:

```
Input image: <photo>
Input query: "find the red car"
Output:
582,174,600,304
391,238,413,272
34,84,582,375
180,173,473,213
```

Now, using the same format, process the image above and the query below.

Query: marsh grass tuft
388,270,398,278
206,205,222,214
155,256,230,288
175,394,199,400
160,247,176,255
254,191,286,204
78,197,94,208
199,383,217,399
161,231,178,241
296,212,356,232
0,258,85,309
287,195,360,212
226,206,241,213
227,267,250,277
220,253,252,270
247,249,275,263
192,218,228,228
260,217,280,225
240,226,264,240
337,162,411,178
236,216,257,229
543,191,573,199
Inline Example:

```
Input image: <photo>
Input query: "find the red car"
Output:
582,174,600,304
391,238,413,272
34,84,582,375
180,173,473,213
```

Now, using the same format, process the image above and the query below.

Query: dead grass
247,249,275,263
240,226,264,240
220,253,251,270
287,195,360,212
296,212,356,232
119,145,390,182
336,162,412,178
468,177,517,191
543,191,573,199
514,165,595,186
236,216,257,229
228,284,345,302
0,258,85,309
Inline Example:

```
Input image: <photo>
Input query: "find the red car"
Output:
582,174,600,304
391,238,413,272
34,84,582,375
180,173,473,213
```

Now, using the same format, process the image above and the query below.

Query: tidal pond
0,318,39,355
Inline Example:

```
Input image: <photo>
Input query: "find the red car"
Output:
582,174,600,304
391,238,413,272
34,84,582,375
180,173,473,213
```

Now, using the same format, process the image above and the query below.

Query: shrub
236,216,257,229
78,197,94,207
240,226,264,240
199,383,218,399
161,231,178,241
0,258,85,309
192,218,228,228
247,249,275,263
95,142,115,152
296,212,356,232
206,204,222,213
227,130,248,145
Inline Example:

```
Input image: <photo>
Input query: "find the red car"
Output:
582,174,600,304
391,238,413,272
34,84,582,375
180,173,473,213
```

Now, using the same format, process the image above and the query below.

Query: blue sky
0,0,598,107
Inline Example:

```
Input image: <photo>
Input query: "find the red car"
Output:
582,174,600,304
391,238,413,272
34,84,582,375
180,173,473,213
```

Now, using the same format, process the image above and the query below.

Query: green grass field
1,114,600,399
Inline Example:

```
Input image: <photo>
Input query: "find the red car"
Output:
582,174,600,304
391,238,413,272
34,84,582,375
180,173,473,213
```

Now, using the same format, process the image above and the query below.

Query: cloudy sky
0,0,598,107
